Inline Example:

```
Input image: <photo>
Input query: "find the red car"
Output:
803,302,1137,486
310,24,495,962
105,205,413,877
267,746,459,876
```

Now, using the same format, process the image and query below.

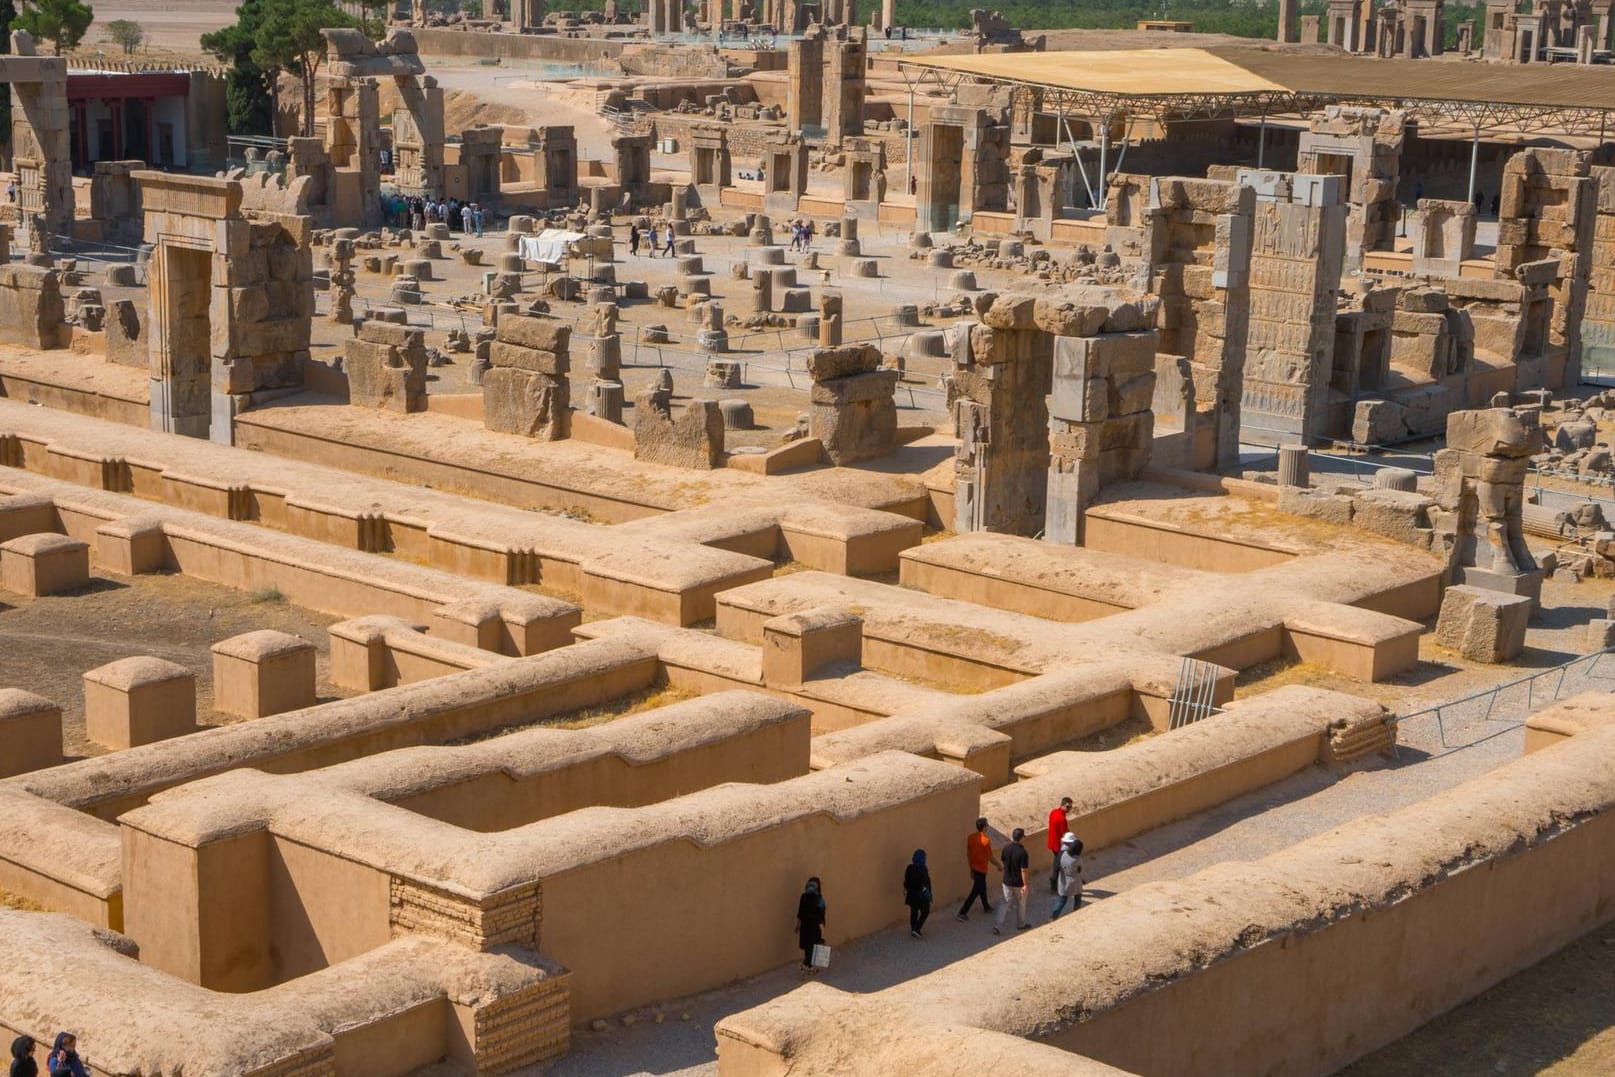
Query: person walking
629,223,641,256
646,223,659,257
903,849,932,938
795,876,827,973
803,218,815,251
1050,832,1084,920
44,1035,85,1077
10,1036,38,1077
993,827,1031,935
662,227,675,258
957,816,997,921
1046,796,1072,865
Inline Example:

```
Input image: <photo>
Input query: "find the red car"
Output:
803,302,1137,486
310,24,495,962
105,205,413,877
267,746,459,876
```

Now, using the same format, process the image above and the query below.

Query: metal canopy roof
900,48,1288,98
897,46,1615,137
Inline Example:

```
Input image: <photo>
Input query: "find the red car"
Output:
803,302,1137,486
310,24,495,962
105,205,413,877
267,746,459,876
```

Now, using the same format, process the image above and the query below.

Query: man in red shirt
1047,797,1073,859
956,816,999,921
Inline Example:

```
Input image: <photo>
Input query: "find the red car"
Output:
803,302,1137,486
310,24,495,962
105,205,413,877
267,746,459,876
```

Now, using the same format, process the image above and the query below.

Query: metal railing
1166,657,1222,730
1396,647,1615,752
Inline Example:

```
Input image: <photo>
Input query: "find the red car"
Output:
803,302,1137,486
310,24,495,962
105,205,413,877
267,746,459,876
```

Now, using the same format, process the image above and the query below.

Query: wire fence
1395,647,1615,753
1240,441,1615,515
340,282,949,410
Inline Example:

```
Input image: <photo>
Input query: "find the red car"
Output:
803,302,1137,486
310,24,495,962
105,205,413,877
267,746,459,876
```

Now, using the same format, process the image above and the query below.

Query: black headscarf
10,1036,37,1077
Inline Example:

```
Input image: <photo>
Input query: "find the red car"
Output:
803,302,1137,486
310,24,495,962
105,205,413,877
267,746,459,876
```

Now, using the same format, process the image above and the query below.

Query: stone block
0,533,89,596
93,517,166,576
496,314,570,353
211,630,317,720
1435,585,1532,663
483,367,570,440
805,344,882,382
488,341,567,375
1352,399,1408,445
810,370,899,466
704,359,743,389
761,607,863,687
83,656,197,750
633,391,724,469
0,688,62,778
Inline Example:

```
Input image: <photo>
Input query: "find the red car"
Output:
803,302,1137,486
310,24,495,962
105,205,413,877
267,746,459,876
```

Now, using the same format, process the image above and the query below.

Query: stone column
1277,444,1309,487
1239,170,1349,448
1277,0,1299,42
819,292,843,346
752,268,773,313
837,216,860,257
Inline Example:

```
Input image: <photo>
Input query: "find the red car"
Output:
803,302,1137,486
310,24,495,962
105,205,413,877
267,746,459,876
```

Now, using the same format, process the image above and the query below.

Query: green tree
251,0,354,138
14,0,94,55
202,0,276,137
0,0,16,158
103,17,141,53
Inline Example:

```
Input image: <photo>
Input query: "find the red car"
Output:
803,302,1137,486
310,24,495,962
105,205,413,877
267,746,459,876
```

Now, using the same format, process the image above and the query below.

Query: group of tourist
627,222,677,258
385,194,486,237
10,1033,87,1077
786,218,816,252
793,798,1086,971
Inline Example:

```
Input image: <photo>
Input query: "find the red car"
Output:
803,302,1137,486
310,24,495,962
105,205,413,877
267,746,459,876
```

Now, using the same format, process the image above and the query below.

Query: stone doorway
149,242,214,440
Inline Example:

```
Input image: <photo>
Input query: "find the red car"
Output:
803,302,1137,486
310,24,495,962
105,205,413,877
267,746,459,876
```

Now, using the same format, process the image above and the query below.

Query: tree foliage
204,0,353,139
250,0,354,137
202,0,274,135
14,0,93,55
0,0,15,151
104,17,141,53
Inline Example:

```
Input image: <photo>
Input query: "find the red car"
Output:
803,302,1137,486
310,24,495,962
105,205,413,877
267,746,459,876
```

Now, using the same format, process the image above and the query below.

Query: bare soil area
0,570,343,758
77,0,235,58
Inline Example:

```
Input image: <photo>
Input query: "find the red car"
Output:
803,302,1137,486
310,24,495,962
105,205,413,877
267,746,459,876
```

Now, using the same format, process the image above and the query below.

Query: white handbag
810,943,831,969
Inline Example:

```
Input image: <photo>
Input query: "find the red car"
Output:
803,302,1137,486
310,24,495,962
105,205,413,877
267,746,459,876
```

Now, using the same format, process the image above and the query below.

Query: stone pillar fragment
483,314,571,440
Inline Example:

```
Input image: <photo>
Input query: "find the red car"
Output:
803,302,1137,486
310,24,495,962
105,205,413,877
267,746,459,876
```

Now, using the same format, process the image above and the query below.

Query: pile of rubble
1534,390,1615,479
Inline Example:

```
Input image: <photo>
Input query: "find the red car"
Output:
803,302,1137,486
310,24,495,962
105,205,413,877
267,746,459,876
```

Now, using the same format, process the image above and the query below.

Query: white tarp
519,228,586,265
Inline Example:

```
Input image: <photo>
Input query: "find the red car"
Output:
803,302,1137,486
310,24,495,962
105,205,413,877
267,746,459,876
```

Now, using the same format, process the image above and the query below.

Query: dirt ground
77,0,234,58
0,570,343,758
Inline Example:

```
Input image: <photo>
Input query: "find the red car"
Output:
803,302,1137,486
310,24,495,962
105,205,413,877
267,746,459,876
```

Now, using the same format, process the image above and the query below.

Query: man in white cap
1050,831,1084,920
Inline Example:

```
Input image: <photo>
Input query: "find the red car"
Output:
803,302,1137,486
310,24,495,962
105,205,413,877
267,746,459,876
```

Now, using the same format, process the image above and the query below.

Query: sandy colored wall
987,686,1371,873
1082,510,1295,572
269,836,394,986
233,415,665,525
20,638,661,821
392,704,812,832
1054,778,1615,1075
0,912,568,1077
540,758,979,1021
0,359,149,428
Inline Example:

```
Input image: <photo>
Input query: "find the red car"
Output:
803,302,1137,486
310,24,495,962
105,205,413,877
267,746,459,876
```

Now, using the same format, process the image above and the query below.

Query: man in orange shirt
1047,797,1073,861
956,816,999,921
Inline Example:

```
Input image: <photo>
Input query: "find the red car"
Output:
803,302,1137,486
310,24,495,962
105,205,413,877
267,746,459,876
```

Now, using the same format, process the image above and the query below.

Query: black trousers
958,870,992,915
909,901,931,933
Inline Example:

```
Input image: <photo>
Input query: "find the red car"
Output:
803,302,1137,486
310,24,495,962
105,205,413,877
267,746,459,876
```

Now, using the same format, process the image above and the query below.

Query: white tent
517,228,586,266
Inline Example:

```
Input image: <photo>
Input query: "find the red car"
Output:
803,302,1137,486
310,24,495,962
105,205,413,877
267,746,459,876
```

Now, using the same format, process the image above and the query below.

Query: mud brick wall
390,876,542,950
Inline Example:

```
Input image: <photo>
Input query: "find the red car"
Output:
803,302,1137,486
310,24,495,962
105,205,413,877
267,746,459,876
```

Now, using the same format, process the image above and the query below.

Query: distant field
80,0,236,59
